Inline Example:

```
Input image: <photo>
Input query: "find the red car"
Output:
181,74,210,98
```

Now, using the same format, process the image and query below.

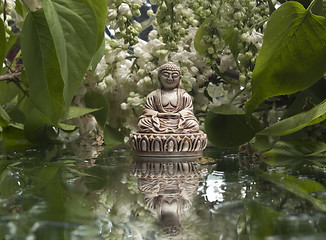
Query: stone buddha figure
138,63,199,133
130,62,207,155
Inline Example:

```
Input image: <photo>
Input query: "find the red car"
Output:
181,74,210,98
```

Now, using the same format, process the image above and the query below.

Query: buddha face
159,69,181,90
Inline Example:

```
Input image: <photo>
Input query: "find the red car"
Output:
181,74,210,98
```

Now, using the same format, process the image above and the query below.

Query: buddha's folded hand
157,112,180,119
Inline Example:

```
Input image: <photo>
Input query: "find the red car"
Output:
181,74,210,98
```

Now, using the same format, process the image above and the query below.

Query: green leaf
24,108,58,144
245,200,284,239
92,38,105,72
87,0,107,49
0,18,6,72
267,0,276,14
282,78,326,119
21,10,65,125
210,103,245,115
1,126,32,151
0,81,19,105
57,123,77,131
8,122,24,130
296,0,315,9
15,0,28,18
205,110,263,148
0,105,11,127
222,27,239,59
8,108,26,124
84,91,109,129
2,125,25,140
104,125,124,146
258,99,326,136
0,106,10,122
245,1,326,115
65,106,100,120
260,172,326,211
265,141,326,158
21,0,106,125
250,134,271,153
194,19,210,56
42,0,103,113
311,0,325,17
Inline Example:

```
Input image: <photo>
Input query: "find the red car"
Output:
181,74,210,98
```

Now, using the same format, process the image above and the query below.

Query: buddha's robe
138,89,199,133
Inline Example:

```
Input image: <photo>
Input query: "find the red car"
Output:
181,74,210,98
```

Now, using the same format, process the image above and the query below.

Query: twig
0,72,21,81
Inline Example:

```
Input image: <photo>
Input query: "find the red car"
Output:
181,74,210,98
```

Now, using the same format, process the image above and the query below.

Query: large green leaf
21,10,65,125
260,172,326,211
87,0,107,49
205,105,263,148
245,1,326,115
21,0,106,125
0,18,6,72
42,0,105,114
258,99,326,136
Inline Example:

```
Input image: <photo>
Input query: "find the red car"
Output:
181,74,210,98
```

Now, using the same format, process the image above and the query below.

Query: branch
0,72,21,81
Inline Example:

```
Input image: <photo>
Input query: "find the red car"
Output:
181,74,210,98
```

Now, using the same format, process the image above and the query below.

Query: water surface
0,142,326,239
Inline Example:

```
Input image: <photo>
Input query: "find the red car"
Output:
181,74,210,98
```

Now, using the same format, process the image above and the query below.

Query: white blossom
118,3,131,16
121,102,128,110
148,30,158,40
248,29,263,47
107,9,117,19
95,58,108,79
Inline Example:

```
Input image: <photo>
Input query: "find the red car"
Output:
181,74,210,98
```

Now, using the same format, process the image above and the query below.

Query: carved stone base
130,131,207,158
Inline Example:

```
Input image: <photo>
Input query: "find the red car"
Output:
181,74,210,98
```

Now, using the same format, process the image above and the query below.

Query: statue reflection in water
131,158,200,238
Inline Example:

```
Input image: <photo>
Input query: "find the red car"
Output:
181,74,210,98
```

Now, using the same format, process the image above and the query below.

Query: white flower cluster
107,0,146,45
194,0,273,96
79,0,274,134
153,0,198,50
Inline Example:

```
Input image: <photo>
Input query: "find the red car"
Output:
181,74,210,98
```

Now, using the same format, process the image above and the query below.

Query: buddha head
158,63,182,90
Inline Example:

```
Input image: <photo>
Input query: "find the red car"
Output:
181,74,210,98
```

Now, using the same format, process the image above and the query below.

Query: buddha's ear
178,76,182,88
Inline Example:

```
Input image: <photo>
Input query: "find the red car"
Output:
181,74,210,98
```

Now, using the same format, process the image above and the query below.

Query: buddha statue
138,63,199,133
130,62,207,155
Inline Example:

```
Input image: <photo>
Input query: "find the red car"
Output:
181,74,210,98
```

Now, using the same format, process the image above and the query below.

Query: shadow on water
0,142,326,239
